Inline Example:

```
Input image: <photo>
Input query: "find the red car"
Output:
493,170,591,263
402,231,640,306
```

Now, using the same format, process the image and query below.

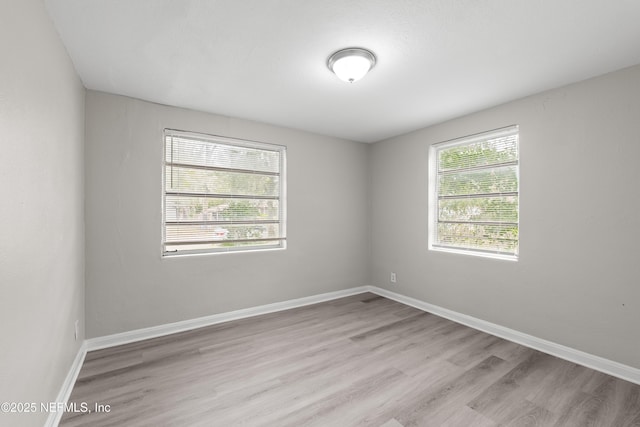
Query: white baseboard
46,285,639,427
45,342,87,427
78,284,638,389
86,286,370,351
368,286,640,385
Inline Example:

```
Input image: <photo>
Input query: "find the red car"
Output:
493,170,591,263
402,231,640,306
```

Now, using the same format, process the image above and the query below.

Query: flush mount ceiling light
327,47,376,83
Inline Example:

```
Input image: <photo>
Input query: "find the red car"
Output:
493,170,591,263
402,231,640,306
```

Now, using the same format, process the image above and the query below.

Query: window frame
162,129,287,257
428,125,519,261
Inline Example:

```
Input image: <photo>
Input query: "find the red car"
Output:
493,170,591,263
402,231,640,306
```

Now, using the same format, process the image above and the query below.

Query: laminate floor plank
408,356,518,426
447,333,514,369
525,361,595,414
467,350,561,419
208,347,404,426
500,399,557,427
354,319,485,378
60,293,640,426
439,405,497,427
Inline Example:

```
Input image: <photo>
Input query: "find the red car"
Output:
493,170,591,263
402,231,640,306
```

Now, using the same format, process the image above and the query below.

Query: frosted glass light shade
327,48,376,83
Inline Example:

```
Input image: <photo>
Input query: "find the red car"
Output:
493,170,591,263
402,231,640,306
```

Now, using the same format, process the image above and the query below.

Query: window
428,125,519,260
163,129,286,256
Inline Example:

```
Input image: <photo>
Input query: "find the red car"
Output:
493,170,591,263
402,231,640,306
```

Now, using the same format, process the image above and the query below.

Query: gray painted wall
84,91,370,338
370,64,640,369
0,1,85,426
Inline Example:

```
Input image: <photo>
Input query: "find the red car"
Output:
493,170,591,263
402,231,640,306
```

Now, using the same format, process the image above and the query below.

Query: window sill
429,246,518,262
162,246,286,258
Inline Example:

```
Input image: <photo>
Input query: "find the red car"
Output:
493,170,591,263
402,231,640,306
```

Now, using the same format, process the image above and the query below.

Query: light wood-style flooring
60,293,640,426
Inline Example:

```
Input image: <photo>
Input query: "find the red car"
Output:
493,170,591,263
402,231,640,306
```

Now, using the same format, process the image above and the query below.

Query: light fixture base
327,47,376,83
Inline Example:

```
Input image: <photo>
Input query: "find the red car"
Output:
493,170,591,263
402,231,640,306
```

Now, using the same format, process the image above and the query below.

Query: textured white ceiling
45,0,640,143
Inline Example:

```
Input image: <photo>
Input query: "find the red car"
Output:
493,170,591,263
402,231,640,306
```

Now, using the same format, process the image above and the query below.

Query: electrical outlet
390,272,397,283
74,320,79,341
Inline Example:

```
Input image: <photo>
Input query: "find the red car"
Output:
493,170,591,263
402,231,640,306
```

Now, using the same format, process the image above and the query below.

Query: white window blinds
429,125,519,260
163,130,286,256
